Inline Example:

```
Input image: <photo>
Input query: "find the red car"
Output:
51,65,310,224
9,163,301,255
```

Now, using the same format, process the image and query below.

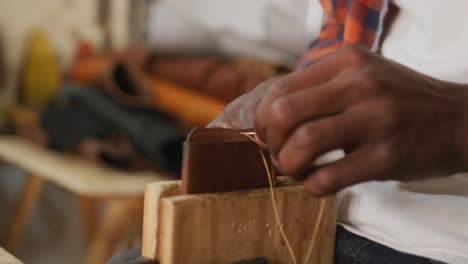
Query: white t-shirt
147,0,323,66
339,1,468,263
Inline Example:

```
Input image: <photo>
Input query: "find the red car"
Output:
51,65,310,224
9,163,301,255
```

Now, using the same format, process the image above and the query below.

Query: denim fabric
107,248,156,264
335,226,447,264
106,248,267,264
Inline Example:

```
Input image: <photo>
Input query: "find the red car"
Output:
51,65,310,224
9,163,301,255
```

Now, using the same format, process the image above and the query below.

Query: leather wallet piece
181,128,275,194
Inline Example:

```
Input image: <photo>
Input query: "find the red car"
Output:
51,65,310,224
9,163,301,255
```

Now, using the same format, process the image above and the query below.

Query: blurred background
0,0,323,263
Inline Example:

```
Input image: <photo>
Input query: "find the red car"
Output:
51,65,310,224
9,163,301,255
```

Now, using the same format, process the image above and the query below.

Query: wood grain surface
142,181,337,264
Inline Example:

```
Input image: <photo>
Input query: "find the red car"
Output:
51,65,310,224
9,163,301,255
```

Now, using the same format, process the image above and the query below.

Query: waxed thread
241,132,326,264
303,197,326,264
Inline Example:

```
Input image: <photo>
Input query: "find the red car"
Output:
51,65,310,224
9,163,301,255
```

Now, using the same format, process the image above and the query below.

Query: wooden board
142,181,182,258
142,180,336,264
0,247,23,264
0,136,172,197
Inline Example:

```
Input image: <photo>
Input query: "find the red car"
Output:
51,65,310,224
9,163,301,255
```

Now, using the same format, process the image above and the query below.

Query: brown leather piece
182,128,275,194
148,55,291,102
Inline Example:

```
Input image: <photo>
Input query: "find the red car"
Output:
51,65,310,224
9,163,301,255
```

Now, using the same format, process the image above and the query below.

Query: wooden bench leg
84,197,143,264
4,174,44,252
79,196,98,245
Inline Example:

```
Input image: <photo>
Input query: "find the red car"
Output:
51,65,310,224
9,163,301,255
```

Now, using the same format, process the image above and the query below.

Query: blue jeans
335,226,447,264
108,226,448,264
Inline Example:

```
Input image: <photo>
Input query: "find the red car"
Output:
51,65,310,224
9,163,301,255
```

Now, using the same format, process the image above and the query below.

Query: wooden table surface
0,136,172,196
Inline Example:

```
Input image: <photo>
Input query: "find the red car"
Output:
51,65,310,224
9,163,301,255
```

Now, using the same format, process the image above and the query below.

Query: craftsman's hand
255,45,468,195
208,79,278,128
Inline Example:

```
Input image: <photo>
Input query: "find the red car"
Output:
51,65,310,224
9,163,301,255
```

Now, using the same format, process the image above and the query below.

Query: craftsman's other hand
208,78,277,128
255,45,468,195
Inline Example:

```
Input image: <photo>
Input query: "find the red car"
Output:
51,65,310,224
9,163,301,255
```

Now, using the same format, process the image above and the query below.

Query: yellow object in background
20,29,61,109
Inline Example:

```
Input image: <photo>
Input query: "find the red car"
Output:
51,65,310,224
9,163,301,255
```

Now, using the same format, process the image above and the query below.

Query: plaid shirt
299,0,389,67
